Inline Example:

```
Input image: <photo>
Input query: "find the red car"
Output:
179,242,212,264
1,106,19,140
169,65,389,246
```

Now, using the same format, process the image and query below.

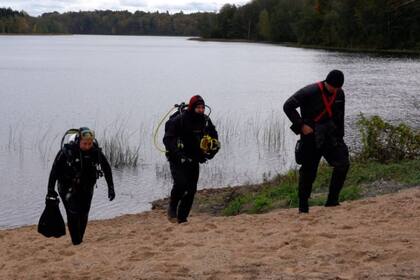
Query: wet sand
1,187,419,279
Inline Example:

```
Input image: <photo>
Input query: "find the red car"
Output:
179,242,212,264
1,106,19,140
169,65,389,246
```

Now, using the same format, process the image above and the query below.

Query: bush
357,114,420,162
339,186,362,201
252,196,272,213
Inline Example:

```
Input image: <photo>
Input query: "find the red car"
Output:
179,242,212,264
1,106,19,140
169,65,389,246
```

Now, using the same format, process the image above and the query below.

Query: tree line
1,0,420,50
199,0,420,50
0,8,208,36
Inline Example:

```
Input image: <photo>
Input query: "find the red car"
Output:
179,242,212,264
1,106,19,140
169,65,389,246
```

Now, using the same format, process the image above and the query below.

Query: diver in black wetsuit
46,127,115,245
163,95,219,223
283,70,350,213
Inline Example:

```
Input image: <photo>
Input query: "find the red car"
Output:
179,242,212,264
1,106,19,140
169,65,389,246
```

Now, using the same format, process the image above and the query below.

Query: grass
214,110,287,153
5,123,142,168
101,125,141,168
222,159,420,216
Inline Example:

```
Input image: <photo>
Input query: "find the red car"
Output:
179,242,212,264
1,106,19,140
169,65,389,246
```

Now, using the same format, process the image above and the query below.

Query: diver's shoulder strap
61,143,77,164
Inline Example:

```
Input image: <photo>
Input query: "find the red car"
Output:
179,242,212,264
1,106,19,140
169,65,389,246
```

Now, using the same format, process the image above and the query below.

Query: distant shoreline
0,33,71,36
189,37,420,56
2,33,419,56
0,33,190,37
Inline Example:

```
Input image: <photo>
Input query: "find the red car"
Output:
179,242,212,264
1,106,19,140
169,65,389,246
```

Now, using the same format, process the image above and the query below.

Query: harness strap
314,82,337,122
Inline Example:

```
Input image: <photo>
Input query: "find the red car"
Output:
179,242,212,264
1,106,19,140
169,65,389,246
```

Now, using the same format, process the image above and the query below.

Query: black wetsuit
283,82,350,212
163,110,218,222
47,143,114,244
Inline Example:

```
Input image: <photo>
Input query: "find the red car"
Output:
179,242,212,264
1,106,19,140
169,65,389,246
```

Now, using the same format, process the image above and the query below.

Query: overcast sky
0,0,248,16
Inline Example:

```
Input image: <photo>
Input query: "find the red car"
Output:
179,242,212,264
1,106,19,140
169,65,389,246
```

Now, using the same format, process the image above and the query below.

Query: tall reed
100,125,141,168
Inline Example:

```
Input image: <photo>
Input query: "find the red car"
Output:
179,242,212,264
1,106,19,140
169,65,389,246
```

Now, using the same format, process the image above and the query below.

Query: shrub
357,114,420,162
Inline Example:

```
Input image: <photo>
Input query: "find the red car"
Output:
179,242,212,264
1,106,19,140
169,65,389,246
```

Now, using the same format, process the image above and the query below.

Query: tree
258,9,271,40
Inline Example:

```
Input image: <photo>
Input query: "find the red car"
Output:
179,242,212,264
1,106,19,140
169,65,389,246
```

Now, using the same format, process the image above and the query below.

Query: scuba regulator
199,104,220,155
200,135,220,154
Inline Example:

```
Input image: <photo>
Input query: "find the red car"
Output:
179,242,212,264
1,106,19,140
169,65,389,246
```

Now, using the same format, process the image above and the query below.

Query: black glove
290,120,304,135
108,186,115,201
205,149,218,160
198,157,207,164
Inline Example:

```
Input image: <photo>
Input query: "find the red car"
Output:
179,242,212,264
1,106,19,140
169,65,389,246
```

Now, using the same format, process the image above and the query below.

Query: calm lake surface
0,35,419,228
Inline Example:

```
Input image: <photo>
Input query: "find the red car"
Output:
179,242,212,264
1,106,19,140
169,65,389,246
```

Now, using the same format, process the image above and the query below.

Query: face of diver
325,82,340,95
194,104,205,115
79,138,94,151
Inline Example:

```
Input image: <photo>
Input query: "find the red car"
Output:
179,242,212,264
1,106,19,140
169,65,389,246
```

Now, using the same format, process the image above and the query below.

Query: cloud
119,0,147,6
0,0,70,15
0,0,248,16
153,1,219,12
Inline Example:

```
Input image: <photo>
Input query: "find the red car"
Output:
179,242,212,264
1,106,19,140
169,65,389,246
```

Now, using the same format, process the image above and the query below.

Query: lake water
0,35,419,228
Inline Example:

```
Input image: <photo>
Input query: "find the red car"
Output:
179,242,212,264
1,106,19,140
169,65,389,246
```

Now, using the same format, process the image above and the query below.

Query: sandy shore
1,187,419,280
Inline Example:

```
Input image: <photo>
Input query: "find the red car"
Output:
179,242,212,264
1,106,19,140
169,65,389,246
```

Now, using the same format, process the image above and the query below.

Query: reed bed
100,125,141,168
4,111,289,173
214,111,288,153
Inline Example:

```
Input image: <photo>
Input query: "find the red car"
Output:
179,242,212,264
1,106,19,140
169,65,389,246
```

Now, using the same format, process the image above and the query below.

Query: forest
1,0,419,50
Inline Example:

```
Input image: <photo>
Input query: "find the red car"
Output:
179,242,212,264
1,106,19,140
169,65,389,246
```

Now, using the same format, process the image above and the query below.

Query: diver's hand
108,186,116,201
301,124,314,135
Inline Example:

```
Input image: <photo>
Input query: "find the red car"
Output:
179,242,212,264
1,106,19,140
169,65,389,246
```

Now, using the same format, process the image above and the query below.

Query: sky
0,0,248,16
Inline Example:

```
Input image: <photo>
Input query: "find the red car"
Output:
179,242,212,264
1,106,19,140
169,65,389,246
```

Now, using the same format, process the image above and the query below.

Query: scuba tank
60,128,80,150
170,103,188,152
153,102,188,154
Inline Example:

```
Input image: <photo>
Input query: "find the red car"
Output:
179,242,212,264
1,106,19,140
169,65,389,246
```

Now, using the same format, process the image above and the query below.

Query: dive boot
325,194,340,207
299,199,309,214
177,218,188,224
167,207,178,223
325,200,340,207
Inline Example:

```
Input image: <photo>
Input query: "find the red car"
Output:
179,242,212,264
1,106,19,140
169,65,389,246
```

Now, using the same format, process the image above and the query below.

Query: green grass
222,115,419,216
222,159,420,216
223,195,252,216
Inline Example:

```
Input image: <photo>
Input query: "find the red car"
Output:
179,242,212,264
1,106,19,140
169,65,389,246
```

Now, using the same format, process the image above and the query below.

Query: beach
1,187,419,279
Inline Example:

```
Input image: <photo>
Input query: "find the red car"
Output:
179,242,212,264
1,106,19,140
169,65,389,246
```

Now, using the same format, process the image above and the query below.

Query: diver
163,95,220,223
46,127,115,245
283,70,350,213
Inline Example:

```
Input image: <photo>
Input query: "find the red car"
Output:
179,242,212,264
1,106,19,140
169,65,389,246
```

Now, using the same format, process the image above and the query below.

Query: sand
1,187,419,280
